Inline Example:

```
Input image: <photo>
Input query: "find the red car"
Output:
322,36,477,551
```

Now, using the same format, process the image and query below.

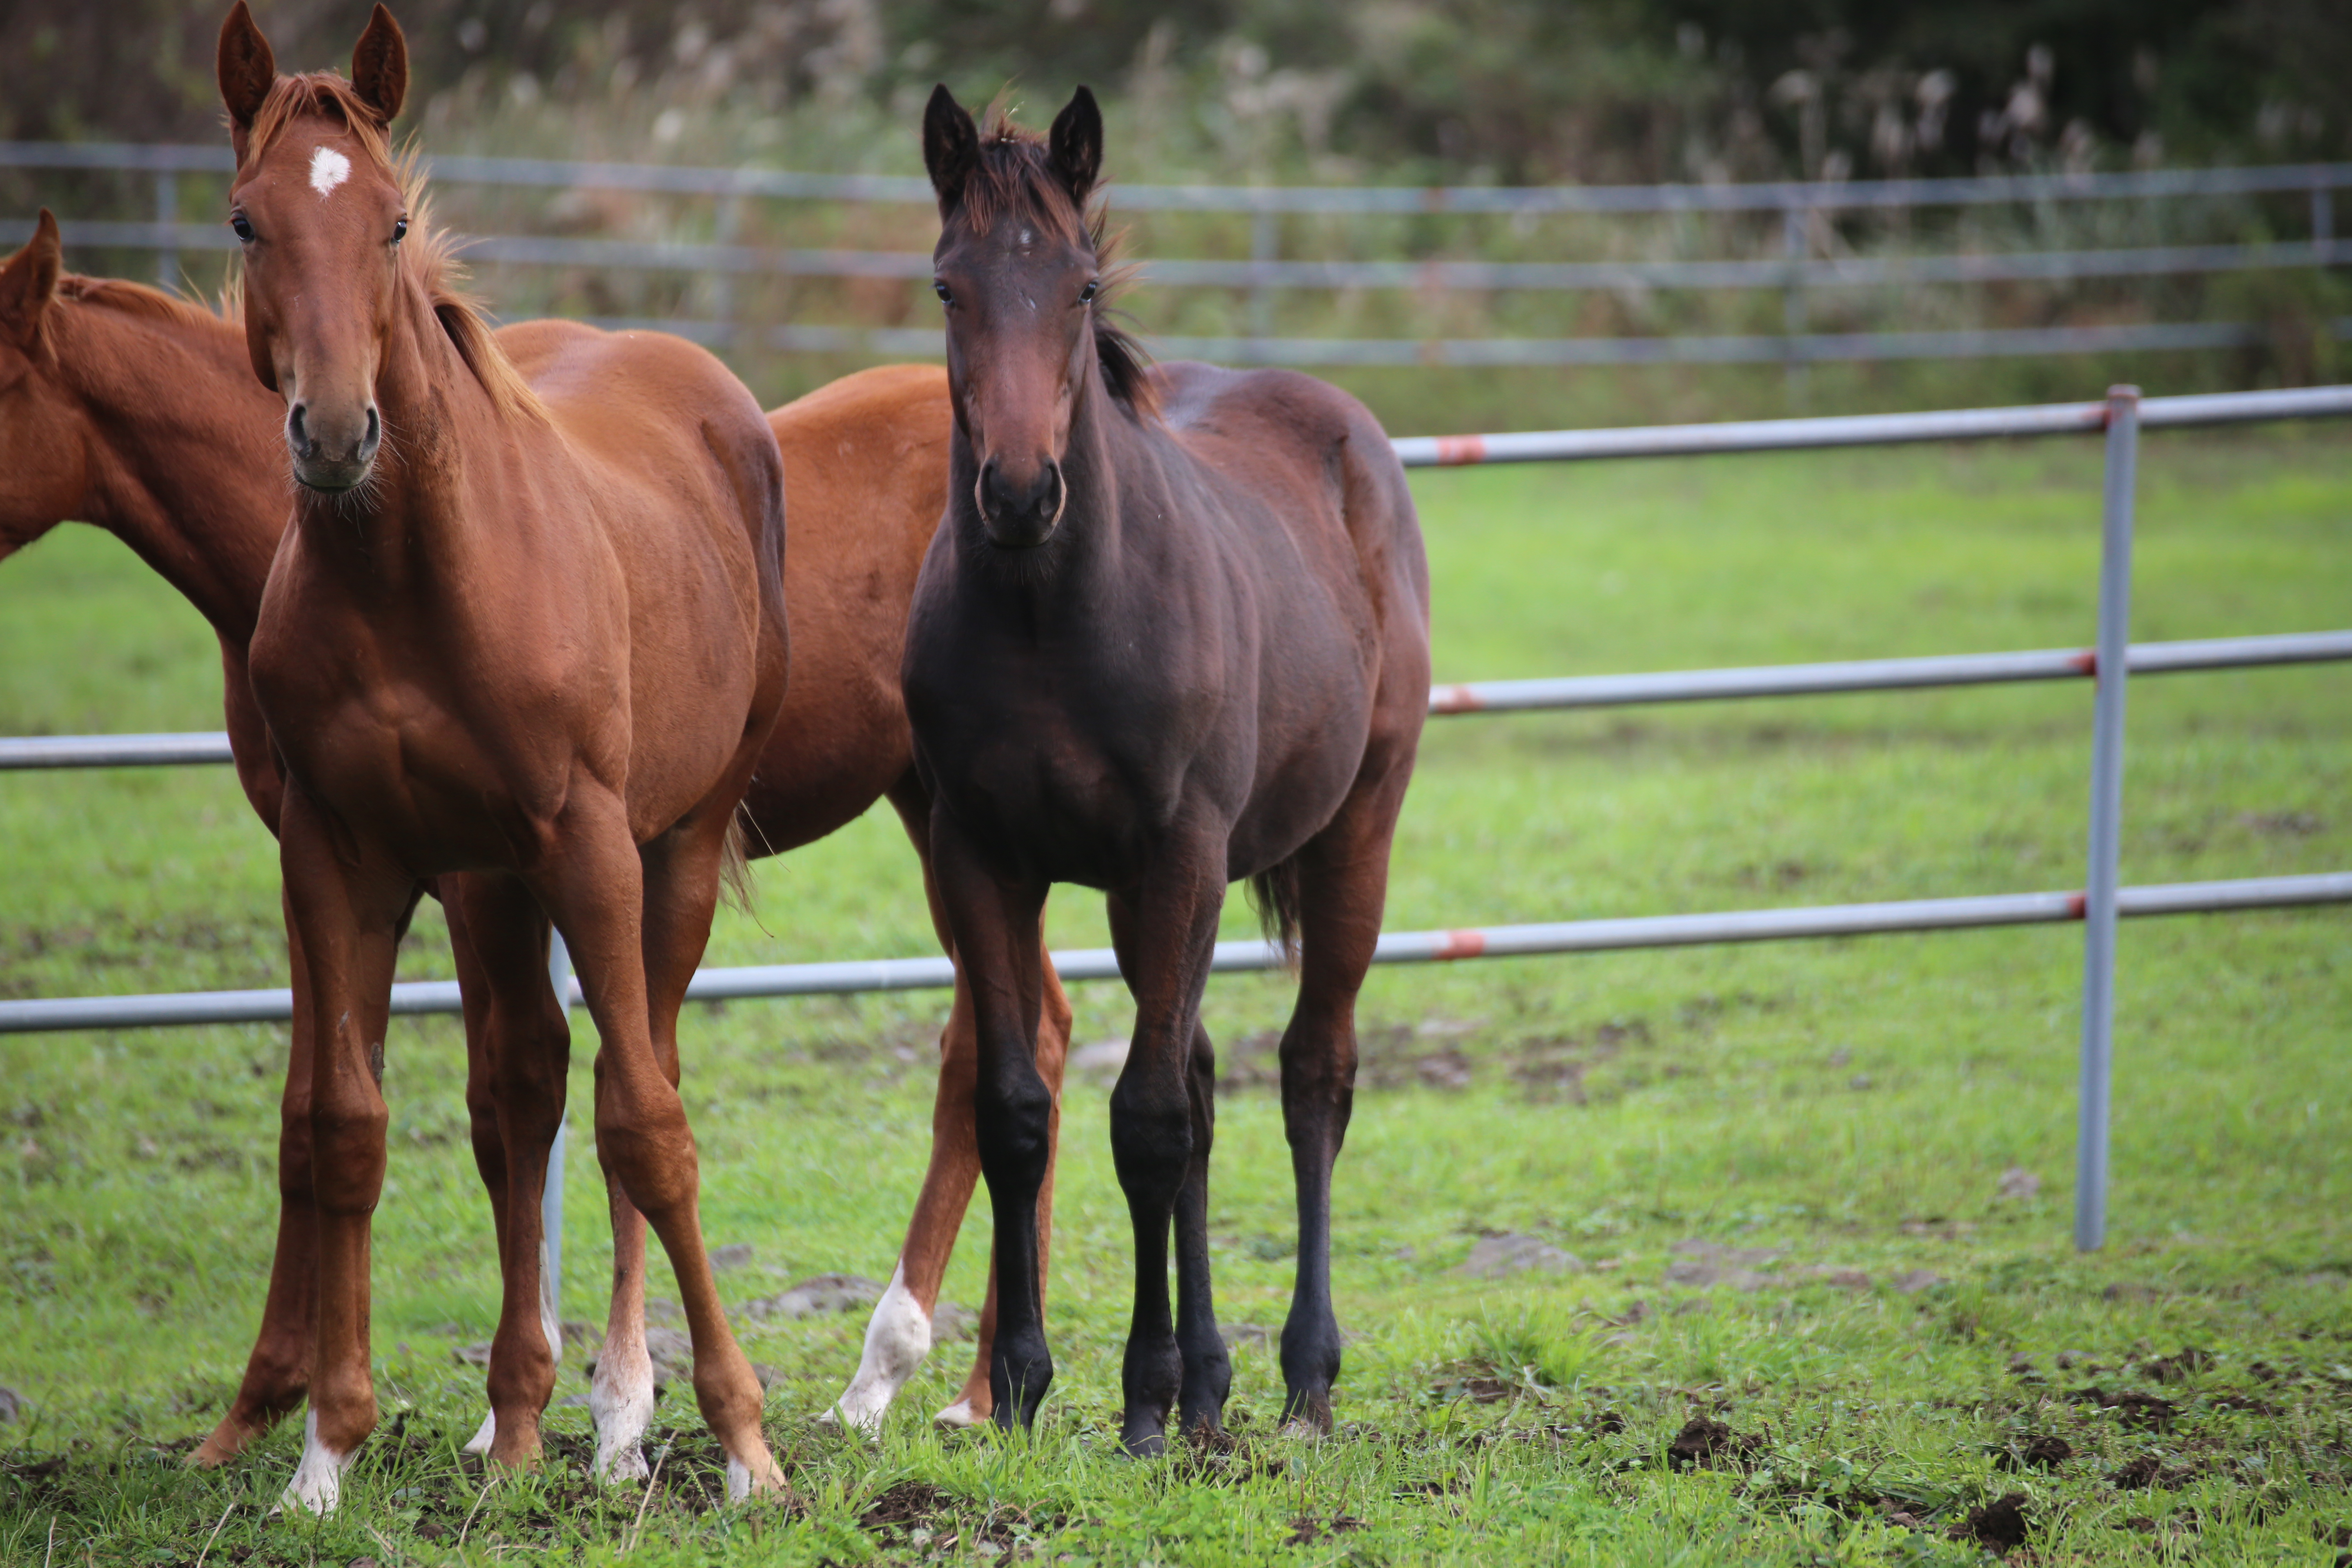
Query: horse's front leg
191,883,320,1467
1102,847,1228,1457
276,786,412,1514
539,788,779,1499
928,815,1055,1430
445,874,572,1471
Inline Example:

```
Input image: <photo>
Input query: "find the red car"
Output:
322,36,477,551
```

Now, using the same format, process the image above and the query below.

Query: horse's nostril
287,402,310,452
363,407,380,449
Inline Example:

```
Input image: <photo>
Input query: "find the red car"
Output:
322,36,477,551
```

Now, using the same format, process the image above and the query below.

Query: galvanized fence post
2074,385,2140,1252
1781,200,1809,408
154,170,177,289
543,929,571,1333
1249,205,1277,348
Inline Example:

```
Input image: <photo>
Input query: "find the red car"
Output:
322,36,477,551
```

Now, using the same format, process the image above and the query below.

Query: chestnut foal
216,1,794,1505
0,233,1055,1476
905,87,1430,1452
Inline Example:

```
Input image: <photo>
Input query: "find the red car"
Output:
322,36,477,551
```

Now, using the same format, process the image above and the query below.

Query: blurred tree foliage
5,0,2344,180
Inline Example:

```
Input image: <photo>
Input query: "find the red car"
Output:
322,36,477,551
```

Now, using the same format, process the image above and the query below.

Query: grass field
1,426,2348,1564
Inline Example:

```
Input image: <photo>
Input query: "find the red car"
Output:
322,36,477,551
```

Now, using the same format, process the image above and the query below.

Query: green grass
1,431,2348,1564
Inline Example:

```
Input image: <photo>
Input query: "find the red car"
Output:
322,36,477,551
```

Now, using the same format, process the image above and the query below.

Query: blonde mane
241,71,544,423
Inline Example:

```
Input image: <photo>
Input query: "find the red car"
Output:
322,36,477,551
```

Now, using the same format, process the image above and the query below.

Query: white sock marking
932,1396,983,1428
282,1407,350,1515
830,1263,932,1436
309,147,352,197
589,1316,655,1482
461,1409,497,1456
725,1455,753,1503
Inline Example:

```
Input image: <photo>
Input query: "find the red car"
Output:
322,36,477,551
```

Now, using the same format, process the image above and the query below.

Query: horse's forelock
241,71,392,173
951,106,1159,419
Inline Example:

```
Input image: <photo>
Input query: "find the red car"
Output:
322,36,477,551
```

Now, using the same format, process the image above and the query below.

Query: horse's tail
719,808,755,914
1247,855,1305,971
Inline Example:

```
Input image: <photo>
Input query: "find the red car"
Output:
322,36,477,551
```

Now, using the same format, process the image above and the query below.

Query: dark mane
962,103,1158,419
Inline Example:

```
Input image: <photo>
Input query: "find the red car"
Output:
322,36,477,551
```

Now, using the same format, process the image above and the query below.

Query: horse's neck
53,302,285,645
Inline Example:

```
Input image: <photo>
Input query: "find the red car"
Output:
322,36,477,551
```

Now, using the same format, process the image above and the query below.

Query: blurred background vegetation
4,0,2348,426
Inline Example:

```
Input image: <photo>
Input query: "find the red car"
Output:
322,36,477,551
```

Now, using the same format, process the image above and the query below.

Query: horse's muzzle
978,458,1065,548
287,400,382,492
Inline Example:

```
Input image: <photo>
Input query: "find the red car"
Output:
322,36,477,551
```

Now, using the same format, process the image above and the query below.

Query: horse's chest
253,625,571,872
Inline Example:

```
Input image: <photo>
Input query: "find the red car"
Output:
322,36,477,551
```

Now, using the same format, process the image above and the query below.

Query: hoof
931,1397,986,1429
460,1409,497,1456
725,1448,785,1502
1118,1428,1167,1459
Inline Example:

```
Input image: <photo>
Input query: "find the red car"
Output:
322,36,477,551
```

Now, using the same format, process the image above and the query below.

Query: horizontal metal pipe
4,142,2345,216
1159,320,2317,371
18,218,2337,297
1428,630,2352,713
1393,383,2352,466
2,872,2341,1034
0,732,236,769
7,632,2343,770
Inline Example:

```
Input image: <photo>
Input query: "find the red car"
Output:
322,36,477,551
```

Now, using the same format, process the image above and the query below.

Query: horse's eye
1078,280,1099,305
392,217,409,245
933,280,952,305
230,213,255,243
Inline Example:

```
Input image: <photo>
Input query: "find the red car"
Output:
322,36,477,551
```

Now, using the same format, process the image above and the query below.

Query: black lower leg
1278,1019,1352,1430
1173,1024,1230,1439
976,1062,1056,1430
1109,1077,1190,1456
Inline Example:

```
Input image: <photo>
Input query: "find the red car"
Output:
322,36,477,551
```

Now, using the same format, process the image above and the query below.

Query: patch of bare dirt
2068,1386,2179,1430
1666,1417,1762,1470
1996,1434,2071,1472
1952,1492,2030,1555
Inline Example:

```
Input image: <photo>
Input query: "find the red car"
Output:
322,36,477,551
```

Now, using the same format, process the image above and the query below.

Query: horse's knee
1108,1078,1192,1199
973,1065,1053,1184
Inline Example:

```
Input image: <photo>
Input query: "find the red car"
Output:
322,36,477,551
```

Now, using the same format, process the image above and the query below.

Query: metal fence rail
4,872,2340,1037
8,143,2347,370
11,628,2346,771
3,384,2345,1254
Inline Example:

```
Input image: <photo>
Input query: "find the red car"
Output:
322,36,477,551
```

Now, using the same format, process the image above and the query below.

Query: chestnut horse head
217,0,412,492
0,211,77,552
921,84,1153,548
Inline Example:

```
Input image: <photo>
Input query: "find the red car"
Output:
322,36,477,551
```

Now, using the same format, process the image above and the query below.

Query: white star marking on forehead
309,146,352,197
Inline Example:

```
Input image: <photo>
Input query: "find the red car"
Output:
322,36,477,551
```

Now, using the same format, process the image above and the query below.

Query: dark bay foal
904,85,1430,1452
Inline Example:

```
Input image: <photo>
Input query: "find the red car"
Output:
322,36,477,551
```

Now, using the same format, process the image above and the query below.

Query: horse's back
739,364,954,852
499,321,784,563
1150,359,1430,675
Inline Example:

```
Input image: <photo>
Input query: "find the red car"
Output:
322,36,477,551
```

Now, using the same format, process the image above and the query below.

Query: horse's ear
923,84,980,213
1047,85,1103,211
0,210,62,351
350,3,408,125
218,1,277,160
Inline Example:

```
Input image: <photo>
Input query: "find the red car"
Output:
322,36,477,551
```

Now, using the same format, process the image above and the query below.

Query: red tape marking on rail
2069,648,2097,676
1434,434,1488,466
1430,684,1486,713
2066,892,2088,919
1434,929,1488,960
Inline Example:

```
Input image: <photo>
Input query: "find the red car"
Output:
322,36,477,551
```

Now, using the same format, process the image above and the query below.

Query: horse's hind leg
1174,1020,1231,1437
1276,760,1415,1434
191,885,321,1467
